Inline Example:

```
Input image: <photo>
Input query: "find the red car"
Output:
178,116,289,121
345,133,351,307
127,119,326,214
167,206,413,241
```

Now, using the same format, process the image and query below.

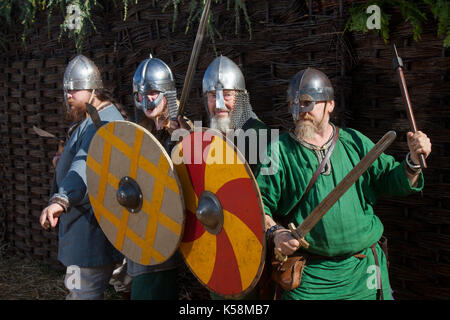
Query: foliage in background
0,0,252,54
0,0,448,53
162,0,251,55
346,0,450,47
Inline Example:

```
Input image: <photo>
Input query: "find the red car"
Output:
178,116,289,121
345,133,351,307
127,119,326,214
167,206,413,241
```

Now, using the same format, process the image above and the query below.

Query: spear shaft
393,44,427,169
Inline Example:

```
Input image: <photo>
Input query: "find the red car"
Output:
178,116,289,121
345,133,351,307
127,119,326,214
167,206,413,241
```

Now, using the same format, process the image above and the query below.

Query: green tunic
255,126,424,300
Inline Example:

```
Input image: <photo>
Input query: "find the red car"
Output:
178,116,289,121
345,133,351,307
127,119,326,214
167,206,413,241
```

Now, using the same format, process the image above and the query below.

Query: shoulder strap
281,126,340,226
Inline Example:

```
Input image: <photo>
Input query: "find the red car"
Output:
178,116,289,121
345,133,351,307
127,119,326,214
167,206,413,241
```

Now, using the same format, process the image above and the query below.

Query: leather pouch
271,255,307,291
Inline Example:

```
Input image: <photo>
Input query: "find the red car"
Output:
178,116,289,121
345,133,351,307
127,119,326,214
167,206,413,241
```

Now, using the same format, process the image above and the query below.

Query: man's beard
65,103,87,122
210,116,232,133
294,114,327,141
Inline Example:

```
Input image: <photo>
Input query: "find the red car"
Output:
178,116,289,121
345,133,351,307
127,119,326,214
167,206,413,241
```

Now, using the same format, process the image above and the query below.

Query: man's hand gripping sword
275,131,397,262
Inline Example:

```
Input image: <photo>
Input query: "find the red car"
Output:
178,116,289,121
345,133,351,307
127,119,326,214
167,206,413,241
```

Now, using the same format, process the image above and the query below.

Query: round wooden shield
86,120,185,266
171,129,266,298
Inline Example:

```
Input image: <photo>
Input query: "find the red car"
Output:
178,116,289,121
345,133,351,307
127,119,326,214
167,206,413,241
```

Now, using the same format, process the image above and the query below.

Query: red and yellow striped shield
171,129,266,298
86,120,185,266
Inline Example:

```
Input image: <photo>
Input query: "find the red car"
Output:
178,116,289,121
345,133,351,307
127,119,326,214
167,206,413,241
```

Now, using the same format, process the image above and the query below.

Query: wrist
405,152,421,175
48,194,70,213
266,224,283,241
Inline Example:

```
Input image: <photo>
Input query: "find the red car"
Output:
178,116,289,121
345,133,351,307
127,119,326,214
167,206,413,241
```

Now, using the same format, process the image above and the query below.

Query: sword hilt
288,223,310,249
57,140,64,153
274,223,310,263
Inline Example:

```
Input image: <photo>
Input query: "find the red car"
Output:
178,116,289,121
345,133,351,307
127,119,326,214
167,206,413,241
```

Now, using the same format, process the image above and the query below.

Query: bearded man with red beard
39,55,126,299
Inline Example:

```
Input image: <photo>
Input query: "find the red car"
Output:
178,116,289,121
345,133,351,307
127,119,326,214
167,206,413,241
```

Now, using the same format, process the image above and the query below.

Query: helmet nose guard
202,55,246,117
132,54,177,115
63,55,104,111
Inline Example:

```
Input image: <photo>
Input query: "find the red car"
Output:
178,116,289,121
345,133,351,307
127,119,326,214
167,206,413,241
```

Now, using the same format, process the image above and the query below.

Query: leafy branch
0,0,252,54
345,0,449,47
161,0,252,54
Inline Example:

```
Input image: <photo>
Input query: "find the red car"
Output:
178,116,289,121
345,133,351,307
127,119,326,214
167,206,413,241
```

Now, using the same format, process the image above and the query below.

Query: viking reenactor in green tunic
256,67,431,300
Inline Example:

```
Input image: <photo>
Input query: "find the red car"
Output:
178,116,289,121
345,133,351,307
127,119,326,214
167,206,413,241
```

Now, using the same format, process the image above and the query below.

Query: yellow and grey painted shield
86,120,185,266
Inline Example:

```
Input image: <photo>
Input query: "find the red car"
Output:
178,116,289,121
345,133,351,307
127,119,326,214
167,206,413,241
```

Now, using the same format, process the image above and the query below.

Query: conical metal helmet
132,55,177,113
63,55,103,111
287,68,334,119
202,55,246,94
202,55,246,112
63,55,103,91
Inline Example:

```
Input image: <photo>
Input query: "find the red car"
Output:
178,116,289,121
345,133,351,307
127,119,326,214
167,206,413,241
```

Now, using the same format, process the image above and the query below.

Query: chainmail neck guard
230,91,258,130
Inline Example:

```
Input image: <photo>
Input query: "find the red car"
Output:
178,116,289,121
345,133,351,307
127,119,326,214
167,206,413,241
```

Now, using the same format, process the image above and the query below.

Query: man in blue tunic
39,55,124,299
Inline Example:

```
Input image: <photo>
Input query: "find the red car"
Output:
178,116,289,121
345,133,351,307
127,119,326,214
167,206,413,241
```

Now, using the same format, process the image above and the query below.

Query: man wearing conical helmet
201,55,272,299
126,54,191,300
39,55,125,299
202,55,272,174
256,67,432,300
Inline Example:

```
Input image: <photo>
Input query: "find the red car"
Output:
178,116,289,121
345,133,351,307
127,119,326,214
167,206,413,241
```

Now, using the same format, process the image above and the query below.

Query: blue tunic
54,105,124,267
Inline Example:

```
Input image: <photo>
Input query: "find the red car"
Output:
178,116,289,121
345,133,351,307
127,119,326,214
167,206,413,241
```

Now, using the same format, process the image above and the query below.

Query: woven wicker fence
0,0,448,299
350,8,450,299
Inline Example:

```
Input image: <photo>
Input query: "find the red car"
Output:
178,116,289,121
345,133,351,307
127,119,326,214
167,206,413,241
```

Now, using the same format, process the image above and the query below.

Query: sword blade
178,0,212,117
291,131,397,242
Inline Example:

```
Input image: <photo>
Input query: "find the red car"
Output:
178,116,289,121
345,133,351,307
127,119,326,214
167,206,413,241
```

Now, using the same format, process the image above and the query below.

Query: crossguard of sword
288,223,310,249
274,223,310,263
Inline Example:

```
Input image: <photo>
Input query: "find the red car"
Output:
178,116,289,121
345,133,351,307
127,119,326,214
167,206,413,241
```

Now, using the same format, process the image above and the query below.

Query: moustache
298,115,315,123
214,110,230,116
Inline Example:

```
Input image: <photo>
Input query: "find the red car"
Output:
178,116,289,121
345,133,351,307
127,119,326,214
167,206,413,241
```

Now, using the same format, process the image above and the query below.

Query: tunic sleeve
52,123,97,210
370,153,424,197
255,138,285,218
345,129,424,199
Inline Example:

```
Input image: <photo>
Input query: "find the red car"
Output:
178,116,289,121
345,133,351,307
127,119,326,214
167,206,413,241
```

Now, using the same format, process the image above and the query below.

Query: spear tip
392,43,403,69
393,43,399,57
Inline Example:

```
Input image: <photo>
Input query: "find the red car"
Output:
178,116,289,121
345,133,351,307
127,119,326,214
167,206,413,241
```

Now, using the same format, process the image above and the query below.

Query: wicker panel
0,9,118,268
350,6,450,299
